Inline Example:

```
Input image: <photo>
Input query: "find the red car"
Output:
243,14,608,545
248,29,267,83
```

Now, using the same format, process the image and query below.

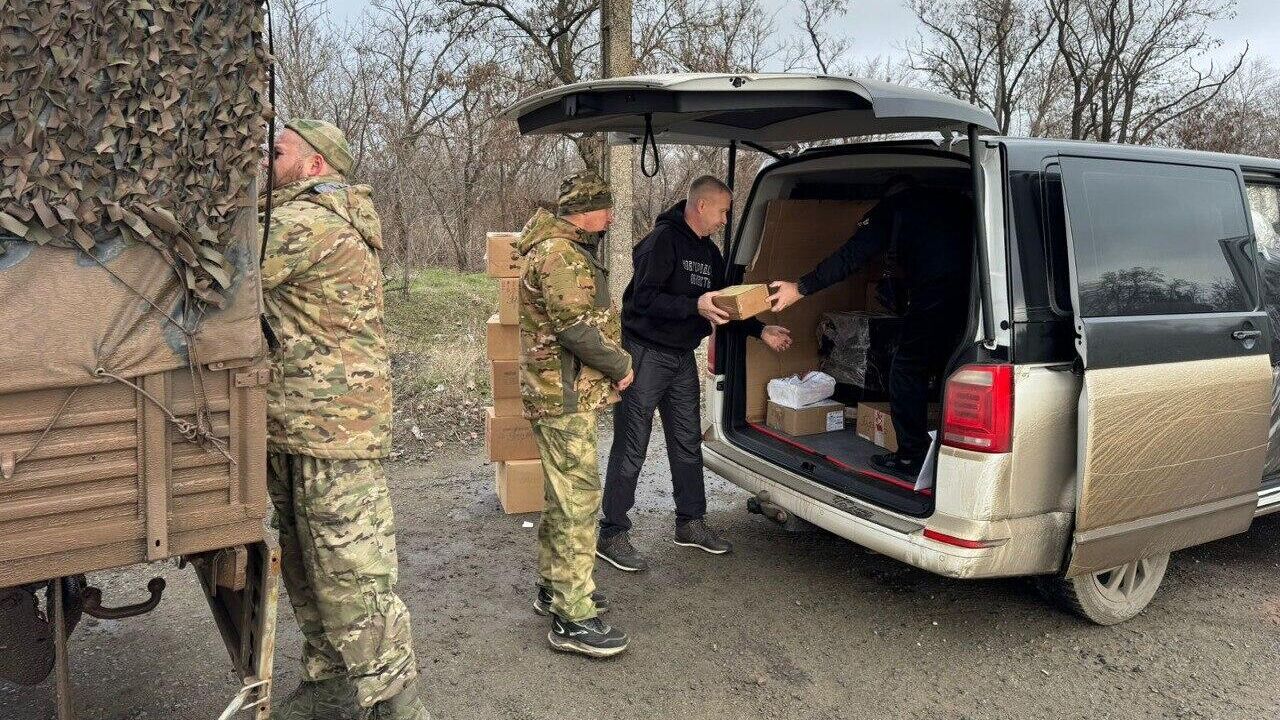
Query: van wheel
1038,553,1170,626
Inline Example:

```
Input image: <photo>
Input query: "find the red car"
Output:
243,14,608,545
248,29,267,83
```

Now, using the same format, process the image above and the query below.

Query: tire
1037,553,1170,625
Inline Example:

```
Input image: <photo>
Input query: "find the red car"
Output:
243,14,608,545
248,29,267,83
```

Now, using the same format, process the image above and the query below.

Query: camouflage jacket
517,209,631,420
260,176,392,459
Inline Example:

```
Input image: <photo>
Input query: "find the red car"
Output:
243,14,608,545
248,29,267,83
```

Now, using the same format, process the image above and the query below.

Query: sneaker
596,531,649,572
533,584,610,616
364,679,429,720
270,677,362,720
548,614,629,658
674,518,733,555
871,452,923,479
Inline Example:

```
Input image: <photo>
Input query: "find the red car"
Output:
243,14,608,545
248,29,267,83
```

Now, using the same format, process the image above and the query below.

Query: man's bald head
685,175,732,238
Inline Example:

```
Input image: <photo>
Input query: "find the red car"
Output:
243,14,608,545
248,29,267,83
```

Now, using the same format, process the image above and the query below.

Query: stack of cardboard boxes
484,231,545,514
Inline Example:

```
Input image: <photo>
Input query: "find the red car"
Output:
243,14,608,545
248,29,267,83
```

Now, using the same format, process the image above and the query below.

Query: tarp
0,0,268,393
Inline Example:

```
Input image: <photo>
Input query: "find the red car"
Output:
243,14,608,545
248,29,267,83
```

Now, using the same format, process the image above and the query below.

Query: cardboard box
486,314,519,361
485,406,540,461
855,401,941,452
766,400,846,437
490,360,523,416
498,278,520,325
713,284,771,321
495,460,545,514
486,232,522,278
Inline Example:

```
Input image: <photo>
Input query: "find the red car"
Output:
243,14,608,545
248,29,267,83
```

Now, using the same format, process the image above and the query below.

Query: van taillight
941,364,1013,453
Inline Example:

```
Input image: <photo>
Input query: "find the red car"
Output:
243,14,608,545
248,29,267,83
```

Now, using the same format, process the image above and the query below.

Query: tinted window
1062,158,1251,318
1040,168,1072,314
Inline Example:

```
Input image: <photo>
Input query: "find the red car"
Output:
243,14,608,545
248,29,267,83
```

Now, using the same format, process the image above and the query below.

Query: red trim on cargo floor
746,423,932,497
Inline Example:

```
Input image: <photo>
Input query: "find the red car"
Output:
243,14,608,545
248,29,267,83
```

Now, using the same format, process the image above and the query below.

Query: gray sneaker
675,518,733,555
596,531,650,572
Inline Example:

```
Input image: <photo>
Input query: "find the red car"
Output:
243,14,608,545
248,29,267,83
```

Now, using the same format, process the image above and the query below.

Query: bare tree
1165,59,1280,157
1046,0,1246,143
908,0,1058,134
274,0,338,121
789,0,853,74
448,0,605,168
359,0,475,290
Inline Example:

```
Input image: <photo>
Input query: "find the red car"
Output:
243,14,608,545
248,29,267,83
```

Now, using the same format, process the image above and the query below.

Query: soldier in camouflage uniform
260,119,427,720
517,170,635,657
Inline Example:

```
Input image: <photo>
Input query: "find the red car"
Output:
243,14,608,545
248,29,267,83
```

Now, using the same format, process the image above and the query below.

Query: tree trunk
601,0,635,307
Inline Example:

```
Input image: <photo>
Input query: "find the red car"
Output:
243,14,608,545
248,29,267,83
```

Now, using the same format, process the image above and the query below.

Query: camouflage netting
0,0,270,308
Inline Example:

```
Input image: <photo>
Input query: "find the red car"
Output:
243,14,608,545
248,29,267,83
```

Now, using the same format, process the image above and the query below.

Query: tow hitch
747,491,815,532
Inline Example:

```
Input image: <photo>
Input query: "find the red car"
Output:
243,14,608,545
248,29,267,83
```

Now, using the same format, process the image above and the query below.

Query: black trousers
601,337,706,539
889,286,968,461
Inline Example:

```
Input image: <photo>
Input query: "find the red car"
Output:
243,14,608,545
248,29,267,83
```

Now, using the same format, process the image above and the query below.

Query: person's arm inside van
767,202,892,311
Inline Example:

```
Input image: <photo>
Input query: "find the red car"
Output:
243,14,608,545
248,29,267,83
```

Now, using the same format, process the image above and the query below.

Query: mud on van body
507,73,1280,625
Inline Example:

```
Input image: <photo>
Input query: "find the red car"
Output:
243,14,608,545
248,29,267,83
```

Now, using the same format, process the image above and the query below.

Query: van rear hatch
506,73,998,146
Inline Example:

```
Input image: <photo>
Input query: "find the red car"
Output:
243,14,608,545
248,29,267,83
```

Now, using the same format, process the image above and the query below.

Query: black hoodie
621,201,763,353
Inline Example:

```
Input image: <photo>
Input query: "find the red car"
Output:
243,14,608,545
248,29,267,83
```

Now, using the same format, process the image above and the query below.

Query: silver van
508,73,1280,625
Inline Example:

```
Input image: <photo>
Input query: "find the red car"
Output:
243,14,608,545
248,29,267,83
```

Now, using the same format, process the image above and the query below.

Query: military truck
0,2,277,717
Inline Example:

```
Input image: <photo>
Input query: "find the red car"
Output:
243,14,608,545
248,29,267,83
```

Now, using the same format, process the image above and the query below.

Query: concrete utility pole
601,0,635,306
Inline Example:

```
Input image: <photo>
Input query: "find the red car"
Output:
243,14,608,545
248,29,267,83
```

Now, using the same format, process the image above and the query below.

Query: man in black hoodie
597,176,792,573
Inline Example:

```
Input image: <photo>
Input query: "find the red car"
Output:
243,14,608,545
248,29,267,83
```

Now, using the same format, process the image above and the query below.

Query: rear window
1063,158,1252,318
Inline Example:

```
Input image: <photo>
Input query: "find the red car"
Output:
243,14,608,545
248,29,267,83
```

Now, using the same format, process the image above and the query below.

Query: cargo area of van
716,148,980,518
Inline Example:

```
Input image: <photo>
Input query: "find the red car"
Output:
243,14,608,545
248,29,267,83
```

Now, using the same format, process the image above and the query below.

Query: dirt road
4,430,1278,719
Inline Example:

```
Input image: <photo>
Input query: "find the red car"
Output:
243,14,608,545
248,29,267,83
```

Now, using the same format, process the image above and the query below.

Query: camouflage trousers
532,411,602,622
267,453,418,708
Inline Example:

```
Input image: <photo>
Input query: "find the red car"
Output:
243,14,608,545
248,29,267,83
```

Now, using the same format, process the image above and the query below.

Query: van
507,73,1280,625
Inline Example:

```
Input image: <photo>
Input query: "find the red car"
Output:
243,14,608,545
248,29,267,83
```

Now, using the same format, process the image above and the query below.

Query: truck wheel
1038,553,1170,625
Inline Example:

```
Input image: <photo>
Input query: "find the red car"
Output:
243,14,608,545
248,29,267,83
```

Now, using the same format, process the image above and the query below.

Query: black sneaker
596,531,649,572
871,452,923,479
548,614,629,658
533,585,610,616
674,518,733,555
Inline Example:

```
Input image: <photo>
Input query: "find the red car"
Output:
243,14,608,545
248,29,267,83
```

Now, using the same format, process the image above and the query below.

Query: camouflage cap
285,119,354,177
557,170,613,216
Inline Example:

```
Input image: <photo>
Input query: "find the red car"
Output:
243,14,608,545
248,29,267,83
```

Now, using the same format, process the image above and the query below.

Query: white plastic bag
767,371,837,409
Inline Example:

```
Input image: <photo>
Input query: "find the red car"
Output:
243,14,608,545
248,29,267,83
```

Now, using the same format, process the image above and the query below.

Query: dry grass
383,266,497,458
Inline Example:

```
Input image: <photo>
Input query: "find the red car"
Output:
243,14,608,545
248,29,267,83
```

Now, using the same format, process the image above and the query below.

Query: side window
1062,158,1252,318
1040,166,1072,314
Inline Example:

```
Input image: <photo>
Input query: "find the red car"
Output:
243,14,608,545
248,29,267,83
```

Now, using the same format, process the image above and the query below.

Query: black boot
548,614,629,658
533,584,610,616
871,452,923,479
596,531,649,572
674,518,733,555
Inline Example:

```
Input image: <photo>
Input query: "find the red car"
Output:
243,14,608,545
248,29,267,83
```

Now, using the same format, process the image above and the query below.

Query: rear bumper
705,441,1071,579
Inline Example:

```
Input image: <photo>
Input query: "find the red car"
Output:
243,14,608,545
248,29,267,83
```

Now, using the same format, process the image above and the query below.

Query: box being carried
713,284,771,321
767,399,846,436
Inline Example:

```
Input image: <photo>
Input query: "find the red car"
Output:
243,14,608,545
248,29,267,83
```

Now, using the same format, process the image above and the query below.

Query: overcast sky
322,0,1278,67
